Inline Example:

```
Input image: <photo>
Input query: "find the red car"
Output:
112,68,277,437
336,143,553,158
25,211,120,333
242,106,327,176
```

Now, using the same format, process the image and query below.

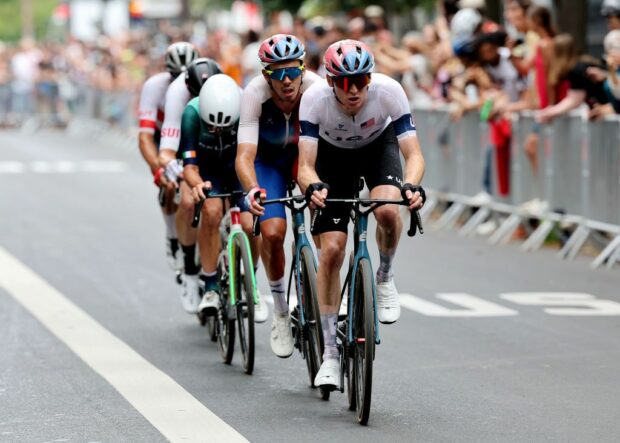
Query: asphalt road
1,128,619,443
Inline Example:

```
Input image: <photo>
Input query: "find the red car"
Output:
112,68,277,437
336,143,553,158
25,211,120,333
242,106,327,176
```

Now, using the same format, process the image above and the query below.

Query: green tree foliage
0,0,58,42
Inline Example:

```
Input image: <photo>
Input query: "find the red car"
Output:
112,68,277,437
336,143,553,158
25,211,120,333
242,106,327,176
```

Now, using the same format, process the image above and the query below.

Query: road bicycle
253,184,328,398
192,190,258,374
319,186,423,425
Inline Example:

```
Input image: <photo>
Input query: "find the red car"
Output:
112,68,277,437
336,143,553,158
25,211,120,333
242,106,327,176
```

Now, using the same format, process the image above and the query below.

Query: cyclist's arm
158,77,190,167
398,135,425,185
381,75,425,185
235,142,259,190
138,133,160,174
236,83,262,190
297,138,320,192
179,104,202,188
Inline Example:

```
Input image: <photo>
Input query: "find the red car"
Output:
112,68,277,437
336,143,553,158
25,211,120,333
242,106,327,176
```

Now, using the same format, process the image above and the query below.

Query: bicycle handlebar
320,197,424,237
191,188,247,228
251,194,309,237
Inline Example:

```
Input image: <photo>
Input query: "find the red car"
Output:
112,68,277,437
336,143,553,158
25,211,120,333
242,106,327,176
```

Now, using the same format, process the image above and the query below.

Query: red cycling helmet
323,39,375,77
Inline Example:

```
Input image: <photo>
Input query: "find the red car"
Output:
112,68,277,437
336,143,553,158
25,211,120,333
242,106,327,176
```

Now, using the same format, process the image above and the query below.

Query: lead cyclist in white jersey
137,42,198,275
297,40,426,388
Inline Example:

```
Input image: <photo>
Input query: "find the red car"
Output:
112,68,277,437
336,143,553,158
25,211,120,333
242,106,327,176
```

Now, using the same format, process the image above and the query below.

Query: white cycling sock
163,213,177,239
321,313,339,360
269,277,288,314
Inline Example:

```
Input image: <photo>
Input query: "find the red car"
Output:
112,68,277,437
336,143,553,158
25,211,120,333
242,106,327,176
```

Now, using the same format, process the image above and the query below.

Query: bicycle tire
218,293,235,365
346,253,356,410
206,314,217,342
233,234,255,375
298,247,328,399
354,258,374,425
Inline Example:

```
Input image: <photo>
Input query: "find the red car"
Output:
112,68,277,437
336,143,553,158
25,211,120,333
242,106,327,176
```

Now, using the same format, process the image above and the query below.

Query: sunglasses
265,65,305,81
333,74,371,92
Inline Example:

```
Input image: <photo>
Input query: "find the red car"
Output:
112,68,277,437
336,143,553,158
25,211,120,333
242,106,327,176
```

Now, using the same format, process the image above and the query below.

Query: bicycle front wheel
298,246,327,398
218,292,235,364
232,234,255,375
353,258,375,425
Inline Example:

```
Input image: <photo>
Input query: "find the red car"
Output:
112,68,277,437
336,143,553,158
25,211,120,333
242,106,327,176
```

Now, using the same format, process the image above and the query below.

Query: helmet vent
217,112,224,124
224,116,231,125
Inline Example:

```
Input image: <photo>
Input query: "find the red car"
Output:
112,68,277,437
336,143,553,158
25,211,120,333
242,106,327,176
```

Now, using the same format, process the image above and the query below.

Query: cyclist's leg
254,159,289,314
176,180,200,277
312,138,357,381
161,184,181,270
364,124,404,323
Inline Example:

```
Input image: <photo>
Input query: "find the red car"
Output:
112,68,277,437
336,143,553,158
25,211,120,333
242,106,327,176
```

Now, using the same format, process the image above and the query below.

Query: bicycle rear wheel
233,234,255,375
298,246,328,399
353,258,375,425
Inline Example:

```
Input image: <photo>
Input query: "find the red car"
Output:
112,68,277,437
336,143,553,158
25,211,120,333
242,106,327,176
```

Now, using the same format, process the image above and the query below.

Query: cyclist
178,74,268,323
297,40,426,388
157,57,223,313
236,34,322,357
138,42,198,278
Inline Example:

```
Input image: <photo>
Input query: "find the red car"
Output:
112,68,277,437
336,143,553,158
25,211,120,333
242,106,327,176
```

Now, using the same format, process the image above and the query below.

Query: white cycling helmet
451,8,482,40
165,42,199,76
199,74,241,127
601,0,620,17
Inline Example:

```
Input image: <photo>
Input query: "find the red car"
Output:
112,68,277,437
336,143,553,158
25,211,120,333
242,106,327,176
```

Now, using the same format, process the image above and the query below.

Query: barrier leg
434,202,467,231
489,214,522,245
590,235,620,269
521,220,554,252
558,225,589,260
567,226,591,260
606,242,620,270
459,206,491,237
420,197,438,223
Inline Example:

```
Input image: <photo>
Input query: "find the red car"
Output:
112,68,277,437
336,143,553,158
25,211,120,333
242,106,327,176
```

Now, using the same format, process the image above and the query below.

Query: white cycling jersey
138,72,172,134
299,73,416,149
159,74,192,152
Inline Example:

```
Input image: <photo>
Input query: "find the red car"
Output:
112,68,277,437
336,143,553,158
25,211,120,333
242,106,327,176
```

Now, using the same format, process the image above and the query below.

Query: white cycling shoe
376,278,401,324
314,358,340,389
198,290,219,316
253,290,268,324
180,274,201,314
166,238,183,272
270,312,294,358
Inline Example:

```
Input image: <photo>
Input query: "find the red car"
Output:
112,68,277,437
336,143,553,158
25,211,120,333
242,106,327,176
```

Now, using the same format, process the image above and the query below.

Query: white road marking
0,161,127,174
400,293,518,317
0,246,247,443
0,161,25,173
500,292,620,316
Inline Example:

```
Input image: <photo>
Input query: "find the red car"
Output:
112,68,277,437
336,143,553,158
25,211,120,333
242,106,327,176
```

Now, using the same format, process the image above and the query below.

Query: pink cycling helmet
323,39,375,77
258,34,305,67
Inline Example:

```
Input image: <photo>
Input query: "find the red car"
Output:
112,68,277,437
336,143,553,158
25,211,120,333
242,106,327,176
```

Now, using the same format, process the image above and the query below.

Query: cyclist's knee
261,220,286,248
320,238,346,269
374,205,401,229
201,202,222,230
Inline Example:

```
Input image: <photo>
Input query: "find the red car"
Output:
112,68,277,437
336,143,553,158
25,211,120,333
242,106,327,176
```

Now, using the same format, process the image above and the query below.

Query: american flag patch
361,118,375,129
182,151,197,159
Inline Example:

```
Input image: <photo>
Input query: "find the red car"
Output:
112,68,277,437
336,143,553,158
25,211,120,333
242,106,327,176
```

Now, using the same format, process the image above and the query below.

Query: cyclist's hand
153,167,166,187
305,182,329,209
164,160,183,187
191,181,211,203
401,183,426,211
245,186,266,216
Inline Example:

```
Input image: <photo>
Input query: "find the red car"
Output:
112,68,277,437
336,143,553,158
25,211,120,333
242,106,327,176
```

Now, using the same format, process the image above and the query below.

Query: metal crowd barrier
415,107,620,270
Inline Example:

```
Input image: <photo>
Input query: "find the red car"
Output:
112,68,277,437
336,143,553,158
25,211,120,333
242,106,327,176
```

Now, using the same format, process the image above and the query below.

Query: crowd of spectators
1,1,619,127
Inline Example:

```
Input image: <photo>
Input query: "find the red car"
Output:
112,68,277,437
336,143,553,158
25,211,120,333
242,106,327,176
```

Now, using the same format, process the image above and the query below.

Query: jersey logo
332,218,341,224
361,118,375,129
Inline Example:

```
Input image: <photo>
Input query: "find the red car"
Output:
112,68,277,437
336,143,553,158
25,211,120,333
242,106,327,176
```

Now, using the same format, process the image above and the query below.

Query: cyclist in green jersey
178,74,267,322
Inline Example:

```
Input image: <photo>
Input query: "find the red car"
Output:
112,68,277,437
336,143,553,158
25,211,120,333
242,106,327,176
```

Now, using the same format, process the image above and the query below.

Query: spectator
601,0,620,31
536,34,609,124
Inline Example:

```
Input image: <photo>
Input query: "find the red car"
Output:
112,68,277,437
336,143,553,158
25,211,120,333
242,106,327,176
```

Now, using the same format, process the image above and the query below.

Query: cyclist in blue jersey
235,34,322,358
